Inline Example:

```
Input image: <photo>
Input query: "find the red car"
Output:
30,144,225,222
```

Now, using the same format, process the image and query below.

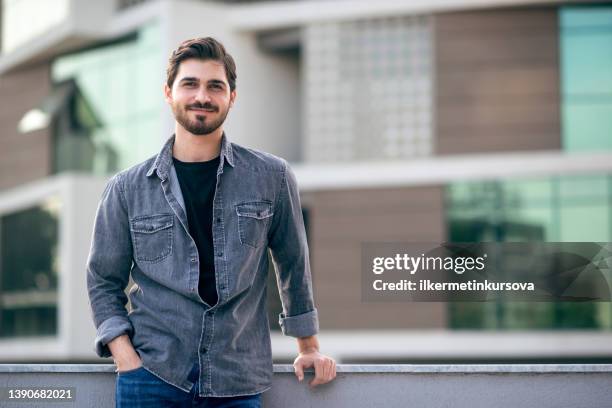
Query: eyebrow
178,77,226,87
179,77,199,83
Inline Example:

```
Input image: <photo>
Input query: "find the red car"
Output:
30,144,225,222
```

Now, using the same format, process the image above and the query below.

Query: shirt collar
146,132,235,180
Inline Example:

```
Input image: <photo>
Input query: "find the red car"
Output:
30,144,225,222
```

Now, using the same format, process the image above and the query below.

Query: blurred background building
1,0,612,363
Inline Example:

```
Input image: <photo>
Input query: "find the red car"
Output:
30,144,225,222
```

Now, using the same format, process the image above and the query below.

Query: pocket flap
130,214,173,233
235,201,274,220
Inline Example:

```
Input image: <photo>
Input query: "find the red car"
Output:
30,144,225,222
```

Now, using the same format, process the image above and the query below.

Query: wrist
108,335,140,365
297,335,320,354
114,353,142,371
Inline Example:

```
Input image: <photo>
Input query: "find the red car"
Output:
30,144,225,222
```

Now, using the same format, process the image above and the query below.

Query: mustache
187,102,218,111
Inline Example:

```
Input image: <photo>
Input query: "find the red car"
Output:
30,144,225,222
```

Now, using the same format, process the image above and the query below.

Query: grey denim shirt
86,133,319,397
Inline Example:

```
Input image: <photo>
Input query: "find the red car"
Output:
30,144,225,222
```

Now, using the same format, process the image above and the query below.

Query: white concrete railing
1,364,612,407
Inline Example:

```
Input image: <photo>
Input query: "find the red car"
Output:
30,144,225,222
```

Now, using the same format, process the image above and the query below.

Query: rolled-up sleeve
268,160,319,338
86,173,134,357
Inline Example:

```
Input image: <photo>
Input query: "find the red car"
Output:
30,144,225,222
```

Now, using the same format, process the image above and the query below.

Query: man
87,37,336,407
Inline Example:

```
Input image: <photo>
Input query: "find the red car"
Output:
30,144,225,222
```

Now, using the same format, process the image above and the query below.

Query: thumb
294,360,304,382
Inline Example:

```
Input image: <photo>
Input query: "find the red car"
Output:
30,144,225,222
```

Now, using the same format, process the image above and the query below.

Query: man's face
164,59,236,136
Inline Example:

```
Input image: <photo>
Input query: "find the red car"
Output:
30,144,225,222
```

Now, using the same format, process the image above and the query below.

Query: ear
163,83,173,105
229,89,237,108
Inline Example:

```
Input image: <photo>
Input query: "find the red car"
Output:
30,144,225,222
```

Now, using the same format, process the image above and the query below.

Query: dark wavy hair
166,37,237,91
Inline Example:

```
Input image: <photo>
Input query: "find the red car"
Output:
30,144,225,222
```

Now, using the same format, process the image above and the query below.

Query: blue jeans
115,363,263,407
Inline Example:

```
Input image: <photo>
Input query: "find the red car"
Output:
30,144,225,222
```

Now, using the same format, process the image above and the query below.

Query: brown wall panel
437,34,558,66
0,63,52,190
436,130,560,154
434,7,562,155
438,67,559,101
435,8,558,32
438,104,559,128
303,186,448,330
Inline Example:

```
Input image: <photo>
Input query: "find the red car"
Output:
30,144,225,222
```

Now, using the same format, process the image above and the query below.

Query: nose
194,85,212,104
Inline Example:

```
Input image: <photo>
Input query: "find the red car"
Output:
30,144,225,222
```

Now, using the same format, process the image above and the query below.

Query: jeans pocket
235,201,273,248
117,366,145,377
130,214,173,263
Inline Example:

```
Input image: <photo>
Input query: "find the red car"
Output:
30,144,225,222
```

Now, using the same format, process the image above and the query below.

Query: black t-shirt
172,155,220,306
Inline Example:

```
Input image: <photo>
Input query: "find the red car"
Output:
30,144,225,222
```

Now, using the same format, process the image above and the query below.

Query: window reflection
51,22,162,174
447,175,612,330
561,6,612,151
0,197,60,337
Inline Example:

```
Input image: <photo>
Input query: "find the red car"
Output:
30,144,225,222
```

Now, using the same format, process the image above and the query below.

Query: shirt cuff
94,315,134,358
278,309,319,338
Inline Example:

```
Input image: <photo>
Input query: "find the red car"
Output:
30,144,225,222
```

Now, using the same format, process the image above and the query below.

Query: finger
309,376,323,387
293,360,304,382
309,359,325,387
308,360,320,387
323,360,331,382
325,360,334,383
321,360,335,384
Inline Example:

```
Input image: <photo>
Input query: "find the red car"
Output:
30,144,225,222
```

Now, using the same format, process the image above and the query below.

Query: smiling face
164,58,236,136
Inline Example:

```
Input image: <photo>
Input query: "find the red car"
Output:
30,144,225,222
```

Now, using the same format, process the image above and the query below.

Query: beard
173,101,230,135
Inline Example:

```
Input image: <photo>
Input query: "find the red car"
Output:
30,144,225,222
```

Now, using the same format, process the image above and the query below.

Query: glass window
447,174,612,330
0,197,61,337
560,6,612,151
51,22,163,174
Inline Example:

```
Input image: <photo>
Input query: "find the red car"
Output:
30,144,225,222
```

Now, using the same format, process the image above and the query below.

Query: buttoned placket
164,159,221,396
164,166,201,299
196,153,229,397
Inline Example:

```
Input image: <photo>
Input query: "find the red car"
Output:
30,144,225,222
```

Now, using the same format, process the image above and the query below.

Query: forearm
87,174,135,357
297,335,320,353
268,162,320,337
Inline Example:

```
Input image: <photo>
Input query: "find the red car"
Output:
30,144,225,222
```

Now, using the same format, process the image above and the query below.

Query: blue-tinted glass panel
51,22,163,174
563,104,612,151
560,6,612,151
447,174,612,330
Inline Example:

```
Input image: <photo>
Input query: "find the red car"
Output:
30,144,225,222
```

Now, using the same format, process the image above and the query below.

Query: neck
172,125,223,162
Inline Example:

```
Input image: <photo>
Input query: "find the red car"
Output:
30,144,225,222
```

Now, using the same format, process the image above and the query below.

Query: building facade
1,0,612,362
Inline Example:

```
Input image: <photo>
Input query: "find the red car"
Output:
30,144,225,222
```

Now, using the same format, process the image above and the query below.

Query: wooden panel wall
0,64,52,191
434,7,562,154
303,186,448,330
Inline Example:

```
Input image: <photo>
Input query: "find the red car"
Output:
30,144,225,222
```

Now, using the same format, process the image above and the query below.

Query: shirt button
216,217,221,223
217,252,223,257
191,258,197,263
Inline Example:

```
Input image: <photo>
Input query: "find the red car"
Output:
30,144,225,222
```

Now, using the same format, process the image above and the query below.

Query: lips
189,108,216,113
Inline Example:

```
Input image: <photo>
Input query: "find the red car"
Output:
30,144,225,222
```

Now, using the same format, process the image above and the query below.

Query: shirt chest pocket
235,201,274,248
130,214,174,263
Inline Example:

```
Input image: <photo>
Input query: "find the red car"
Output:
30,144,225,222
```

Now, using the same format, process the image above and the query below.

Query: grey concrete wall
1,364,611,408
